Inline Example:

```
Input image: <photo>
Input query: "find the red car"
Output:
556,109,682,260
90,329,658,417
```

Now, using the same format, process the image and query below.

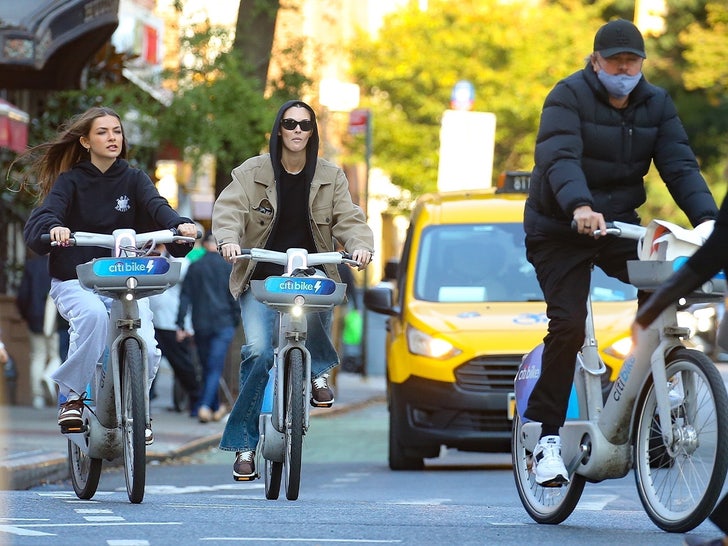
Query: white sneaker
533,435,569,487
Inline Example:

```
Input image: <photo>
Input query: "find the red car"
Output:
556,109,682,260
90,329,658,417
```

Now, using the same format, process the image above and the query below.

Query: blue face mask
597,69,642,99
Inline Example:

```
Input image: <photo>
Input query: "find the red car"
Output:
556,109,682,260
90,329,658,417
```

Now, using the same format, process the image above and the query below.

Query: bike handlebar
41,228,200,249
234,248,362,269
570,220,646,241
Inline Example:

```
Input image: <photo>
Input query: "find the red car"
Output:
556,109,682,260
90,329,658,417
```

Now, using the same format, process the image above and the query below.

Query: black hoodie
24,159,193,281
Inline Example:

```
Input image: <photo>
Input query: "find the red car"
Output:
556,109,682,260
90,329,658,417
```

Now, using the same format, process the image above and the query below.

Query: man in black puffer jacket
523,18,718,487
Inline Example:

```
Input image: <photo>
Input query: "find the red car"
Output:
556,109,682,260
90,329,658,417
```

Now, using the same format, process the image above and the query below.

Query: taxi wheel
388,396,425,471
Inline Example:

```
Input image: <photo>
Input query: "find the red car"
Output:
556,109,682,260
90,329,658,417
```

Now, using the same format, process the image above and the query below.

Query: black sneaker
58,395,86,432
233,451,256,481
311,374,334,408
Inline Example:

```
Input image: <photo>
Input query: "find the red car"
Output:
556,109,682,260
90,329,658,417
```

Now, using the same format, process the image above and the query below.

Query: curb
1,396,386,491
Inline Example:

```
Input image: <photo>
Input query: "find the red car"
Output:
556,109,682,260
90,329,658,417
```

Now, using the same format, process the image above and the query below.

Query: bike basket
77,257,181,299
627,259,726,299
250,276,346,308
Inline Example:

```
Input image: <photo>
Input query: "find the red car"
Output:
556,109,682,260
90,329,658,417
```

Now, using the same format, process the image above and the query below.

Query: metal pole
361,109,372,377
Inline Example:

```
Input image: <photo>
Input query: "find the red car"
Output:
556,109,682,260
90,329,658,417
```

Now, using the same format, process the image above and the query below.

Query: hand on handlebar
350,249,372,271
573,206,606,237
50,226,73,246
220,242,242,262
176,223,198,239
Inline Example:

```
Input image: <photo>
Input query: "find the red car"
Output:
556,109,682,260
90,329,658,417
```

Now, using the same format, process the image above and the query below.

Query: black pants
154,328,201,407
523,235,645,428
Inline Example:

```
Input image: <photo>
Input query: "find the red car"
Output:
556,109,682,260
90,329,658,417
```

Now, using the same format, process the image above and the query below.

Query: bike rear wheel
512,413,585,524
265,458,283,500
68,436,102,500
634,347,728,532
121,337,147,504
283,348,305,501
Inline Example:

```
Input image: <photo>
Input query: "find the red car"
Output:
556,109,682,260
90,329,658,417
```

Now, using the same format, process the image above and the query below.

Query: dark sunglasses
281,118,314,132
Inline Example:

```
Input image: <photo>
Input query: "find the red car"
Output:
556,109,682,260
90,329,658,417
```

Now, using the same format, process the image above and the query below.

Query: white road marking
200,539,401,543
577,494,619,510
108,541,150,545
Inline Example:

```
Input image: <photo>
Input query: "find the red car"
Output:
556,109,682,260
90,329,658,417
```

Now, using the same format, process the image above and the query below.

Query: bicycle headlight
406,325,461,359
292,295,305,317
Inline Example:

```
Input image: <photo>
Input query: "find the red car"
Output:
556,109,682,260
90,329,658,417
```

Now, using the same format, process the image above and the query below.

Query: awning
0,1,119,90
0,98,29,154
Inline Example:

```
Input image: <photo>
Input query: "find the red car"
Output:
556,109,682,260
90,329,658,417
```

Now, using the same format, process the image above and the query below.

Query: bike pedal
310,399,333,408
60,423,86,434
233,475,257,482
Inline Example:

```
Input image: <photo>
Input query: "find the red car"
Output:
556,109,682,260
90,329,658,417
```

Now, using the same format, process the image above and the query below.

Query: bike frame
63,229,186,458
519,223,726,482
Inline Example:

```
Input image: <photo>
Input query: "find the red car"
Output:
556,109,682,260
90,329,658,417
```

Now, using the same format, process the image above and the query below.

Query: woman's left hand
351,249,373,270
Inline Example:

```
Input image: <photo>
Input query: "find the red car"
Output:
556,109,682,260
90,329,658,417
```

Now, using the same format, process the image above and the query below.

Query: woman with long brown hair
21,106,197,440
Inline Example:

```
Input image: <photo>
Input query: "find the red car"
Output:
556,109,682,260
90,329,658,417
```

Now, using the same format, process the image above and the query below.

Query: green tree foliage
154,18,312,196
350,0,728,226
350,0,601,197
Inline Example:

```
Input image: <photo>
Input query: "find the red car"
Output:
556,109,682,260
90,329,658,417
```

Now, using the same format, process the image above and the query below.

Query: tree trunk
233,0,280,90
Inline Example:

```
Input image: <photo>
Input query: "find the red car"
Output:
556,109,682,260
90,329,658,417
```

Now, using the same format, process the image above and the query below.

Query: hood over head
269,100,320,185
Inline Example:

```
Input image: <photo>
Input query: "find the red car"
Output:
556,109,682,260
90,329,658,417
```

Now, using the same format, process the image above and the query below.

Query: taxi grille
454,355,522,393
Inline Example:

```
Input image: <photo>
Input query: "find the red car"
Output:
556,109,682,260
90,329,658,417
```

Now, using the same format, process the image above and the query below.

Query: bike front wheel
121,337,147,504
634,347,728,532
283,348,305,501
511,413,585,524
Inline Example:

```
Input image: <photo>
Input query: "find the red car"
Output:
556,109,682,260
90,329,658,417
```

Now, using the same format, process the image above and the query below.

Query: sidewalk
0,368,385,490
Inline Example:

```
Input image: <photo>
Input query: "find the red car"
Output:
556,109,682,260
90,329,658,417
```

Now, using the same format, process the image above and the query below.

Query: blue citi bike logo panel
92,257,170,276
264,276,337,295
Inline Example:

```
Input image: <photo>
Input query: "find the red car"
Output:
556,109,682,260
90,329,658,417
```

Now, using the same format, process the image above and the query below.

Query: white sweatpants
49,278,160,399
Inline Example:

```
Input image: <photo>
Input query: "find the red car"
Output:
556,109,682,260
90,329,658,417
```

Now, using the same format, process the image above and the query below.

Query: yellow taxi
364,173,637,470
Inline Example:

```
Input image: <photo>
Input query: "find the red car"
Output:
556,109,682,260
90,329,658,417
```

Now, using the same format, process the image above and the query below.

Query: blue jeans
219,289,339,452
195,326,236,412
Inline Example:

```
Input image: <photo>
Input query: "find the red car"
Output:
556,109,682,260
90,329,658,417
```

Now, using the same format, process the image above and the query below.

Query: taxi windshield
413,223,637,303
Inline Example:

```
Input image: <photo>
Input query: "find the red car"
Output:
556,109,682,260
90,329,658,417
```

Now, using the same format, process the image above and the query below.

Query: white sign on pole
437,110,496,192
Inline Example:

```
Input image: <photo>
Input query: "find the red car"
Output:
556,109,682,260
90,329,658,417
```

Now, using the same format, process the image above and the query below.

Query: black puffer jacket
524,62,716,239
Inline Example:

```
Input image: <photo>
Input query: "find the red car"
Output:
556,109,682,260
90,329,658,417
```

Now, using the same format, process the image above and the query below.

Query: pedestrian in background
0,328,8,366
15,252,62,408
149,243,201,417
177,232,239,423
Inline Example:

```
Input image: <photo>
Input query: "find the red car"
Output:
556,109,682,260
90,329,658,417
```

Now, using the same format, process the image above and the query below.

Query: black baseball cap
594,19,646,59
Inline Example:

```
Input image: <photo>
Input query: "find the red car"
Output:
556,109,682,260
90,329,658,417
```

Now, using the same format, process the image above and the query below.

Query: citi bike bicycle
512,221,728,532
44,228,196,503
233,247,359,501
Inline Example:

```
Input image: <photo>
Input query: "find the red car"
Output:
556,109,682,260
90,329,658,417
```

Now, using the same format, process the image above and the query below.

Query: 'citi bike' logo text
277,279,324,293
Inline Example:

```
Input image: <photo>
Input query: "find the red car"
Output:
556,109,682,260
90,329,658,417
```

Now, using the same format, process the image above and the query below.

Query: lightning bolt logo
146,260,154,273
314,280,322,292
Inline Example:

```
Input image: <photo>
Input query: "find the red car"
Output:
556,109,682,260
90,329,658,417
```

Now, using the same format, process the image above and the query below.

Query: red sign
0,99,29,154
348,108,370,135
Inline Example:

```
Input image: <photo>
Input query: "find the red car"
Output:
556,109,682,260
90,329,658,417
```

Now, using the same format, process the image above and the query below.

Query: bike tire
68,438,102,500
121,337,147,504
633,347,728,532
283,348,305,501
265,458,283,500
511,413,585,524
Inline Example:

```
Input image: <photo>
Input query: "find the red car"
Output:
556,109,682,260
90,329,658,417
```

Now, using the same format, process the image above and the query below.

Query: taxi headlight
603,336,633,359
406,325,461,359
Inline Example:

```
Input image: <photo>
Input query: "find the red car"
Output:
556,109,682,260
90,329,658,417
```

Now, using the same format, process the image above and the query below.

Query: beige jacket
212,154,374,298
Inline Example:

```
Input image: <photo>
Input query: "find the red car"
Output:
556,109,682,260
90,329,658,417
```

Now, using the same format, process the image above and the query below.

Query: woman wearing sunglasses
212,99,375,481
